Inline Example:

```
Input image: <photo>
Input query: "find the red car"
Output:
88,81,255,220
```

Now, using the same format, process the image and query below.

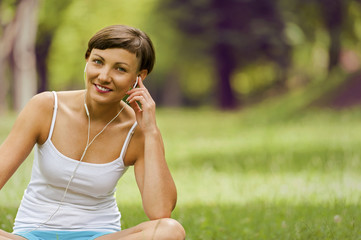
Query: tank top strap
47,91,58,141
120,122,138,160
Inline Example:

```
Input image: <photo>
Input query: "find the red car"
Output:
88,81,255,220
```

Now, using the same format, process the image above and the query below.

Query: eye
92,59,103,65
116,66,126,72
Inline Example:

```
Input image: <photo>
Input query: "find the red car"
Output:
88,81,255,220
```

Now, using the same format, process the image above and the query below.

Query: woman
0,25,185,240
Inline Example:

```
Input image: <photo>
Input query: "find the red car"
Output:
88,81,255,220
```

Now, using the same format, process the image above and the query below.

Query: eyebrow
93,54,130,66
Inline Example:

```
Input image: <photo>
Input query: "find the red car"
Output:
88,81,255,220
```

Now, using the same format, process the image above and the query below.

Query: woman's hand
126,77,157,134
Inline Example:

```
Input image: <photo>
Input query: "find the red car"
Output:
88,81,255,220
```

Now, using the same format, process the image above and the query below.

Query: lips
94,84,112,93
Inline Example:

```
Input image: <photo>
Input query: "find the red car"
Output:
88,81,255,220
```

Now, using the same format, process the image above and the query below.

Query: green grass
1,102,361,239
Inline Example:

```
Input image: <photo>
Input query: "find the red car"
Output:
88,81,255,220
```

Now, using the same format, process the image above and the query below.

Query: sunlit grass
1,105,361,239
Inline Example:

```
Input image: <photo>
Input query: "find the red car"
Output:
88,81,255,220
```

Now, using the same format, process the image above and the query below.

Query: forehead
90,48,138,66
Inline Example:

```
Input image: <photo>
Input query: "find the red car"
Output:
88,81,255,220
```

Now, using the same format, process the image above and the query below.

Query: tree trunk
35,0,73,93
12,0,39,111
214,43,238,109
320,0,343,71
36,33,53,93
327,28,341,71
0,6,19,112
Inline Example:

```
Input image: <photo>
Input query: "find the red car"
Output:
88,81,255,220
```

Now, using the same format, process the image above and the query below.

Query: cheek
114,78,133,91
86,69,97,82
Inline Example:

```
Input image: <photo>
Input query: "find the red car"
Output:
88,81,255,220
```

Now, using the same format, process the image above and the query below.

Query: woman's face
85,48,143,104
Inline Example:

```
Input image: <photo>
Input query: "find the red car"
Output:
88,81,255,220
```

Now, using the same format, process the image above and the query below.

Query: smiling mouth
94,84,112,92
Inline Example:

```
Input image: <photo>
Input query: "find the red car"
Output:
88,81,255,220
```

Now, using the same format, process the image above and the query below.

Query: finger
127,89,152,103
129,98,142,113
138,76,145,88
126,85,148,95
127,90,142,103
128,95,146,106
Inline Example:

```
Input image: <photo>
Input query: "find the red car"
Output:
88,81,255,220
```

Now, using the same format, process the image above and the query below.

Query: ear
138,69,148,81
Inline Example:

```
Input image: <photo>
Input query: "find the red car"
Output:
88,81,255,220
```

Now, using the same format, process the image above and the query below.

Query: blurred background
1,0,361,111
2,0,361,239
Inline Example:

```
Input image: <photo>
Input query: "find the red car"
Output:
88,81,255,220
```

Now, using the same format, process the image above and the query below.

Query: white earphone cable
26,92,124,233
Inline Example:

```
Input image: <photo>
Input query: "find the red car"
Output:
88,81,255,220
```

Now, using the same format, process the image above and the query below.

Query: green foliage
37,0,72,33
232,61,279,95
179,60,216,101
0,0,17,28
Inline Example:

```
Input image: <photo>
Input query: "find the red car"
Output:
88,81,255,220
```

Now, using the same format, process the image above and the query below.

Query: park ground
1,75,361,239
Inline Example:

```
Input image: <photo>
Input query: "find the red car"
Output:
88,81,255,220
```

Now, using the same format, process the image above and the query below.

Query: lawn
1,105,361,239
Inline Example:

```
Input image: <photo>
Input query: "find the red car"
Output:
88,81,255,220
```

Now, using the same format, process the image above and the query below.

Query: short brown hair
85,25,155,73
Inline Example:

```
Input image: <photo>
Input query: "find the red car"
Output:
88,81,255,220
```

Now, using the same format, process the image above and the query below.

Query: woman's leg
0,230,26,240
95,218,185,240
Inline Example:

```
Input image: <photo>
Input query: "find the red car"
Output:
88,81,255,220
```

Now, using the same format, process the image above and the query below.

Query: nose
97,67,112,83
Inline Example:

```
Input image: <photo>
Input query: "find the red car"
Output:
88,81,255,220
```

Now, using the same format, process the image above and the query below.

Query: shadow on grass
2,201,360,240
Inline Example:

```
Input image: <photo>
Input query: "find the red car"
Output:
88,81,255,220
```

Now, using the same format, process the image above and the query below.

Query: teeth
96,85,110,92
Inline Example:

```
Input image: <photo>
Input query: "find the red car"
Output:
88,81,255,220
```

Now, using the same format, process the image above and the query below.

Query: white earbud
84,102,90,117
133,76,140,89
84,63,89,116
83,63,88,82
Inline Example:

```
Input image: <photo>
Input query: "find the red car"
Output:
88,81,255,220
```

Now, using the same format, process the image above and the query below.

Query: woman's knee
0,229,24,240
153,218,185,240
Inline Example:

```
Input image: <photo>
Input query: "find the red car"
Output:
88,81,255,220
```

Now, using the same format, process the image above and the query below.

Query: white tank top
13,91,137,233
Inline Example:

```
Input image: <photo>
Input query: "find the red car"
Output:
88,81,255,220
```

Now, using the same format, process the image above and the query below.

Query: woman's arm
127,79,177,220
133,129,177,219
0,92,53,190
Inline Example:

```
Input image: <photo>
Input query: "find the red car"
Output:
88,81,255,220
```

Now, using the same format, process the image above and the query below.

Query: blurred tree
281,0,361,73
0,0,16,112
280,0,345,72
159,0,290,109
35,0,72,93
319,0,344,71
0,0,39,111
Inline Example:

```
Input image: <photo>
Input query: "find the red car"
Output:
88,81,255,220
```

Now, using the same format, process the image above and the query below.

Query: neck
84,91,124,122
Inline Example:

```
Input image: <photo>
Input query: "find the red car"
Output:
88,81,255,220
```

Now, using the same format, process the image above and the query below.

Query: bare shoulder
121,102,145,166
28,92,57,142
55,90,83,99
24,91,55,117
27,91,84,115
27,91,56,123
29,91,54,104
8,92,56,145
122,102,144,141
54,90,84,111
122,101,140,134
